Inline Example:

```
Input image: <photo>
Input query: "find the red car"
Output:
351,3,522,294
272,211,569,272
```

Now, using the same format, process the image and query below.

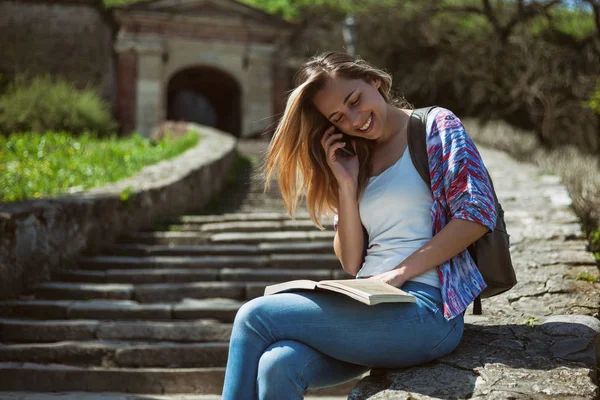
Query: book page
263,280,317,296
317,279,413,298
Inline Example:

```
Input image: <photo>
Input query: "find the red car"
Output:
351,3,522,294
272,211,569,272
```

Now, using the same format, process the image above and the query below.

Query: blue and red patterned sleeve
432,109,497,232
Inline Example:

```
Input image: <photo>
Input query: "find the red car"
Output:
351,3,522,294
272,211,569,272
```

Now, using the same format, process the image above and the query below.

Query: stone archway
166,66,242,137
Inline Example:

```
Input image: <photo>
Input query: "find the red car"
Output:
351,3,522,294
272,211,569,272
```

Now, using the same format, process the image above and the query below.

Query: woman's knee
257,340,316,398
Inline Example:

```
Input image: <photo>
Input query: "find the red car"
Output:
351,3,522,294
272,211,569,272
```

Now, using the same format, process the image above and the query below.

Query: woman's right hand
321,126,359,189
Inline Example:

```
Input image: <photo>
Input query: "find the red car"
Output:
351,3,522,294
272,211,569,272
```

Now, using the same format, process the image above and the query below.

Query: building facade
113,0,295,138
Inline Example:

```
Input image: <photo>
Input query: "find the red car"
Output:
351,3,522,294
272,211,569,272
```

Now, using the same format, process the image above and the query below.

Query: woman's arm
389,218,488,282
332,182,365,277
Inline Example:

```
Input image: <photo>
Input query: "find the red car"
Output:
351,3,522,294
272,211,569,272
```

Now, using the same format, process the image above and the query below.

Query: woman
221,51,496,399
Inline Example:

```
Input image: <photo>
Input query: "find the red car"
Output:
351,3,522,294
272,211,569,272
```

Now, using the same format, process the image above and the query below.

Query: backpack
407,106,517,315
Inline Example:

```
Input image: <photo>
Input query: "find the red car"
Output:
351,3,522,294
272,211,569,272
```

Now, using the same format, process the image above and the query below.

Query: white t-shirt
356,109,441,288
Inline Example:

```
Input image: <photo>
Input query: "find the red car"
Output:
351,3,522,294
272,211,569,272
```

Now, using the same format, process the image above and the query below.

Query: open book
263,279,416,306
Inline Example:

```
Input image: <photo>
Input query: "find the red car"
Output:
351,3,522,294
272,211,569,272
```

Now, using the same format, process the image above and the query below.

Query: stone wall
0,124,237,300
0,0,117,110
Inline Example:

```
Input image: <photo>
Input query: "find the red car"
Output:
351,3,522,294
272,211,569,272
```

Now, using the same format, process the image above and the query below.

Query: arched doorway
167,66,242,137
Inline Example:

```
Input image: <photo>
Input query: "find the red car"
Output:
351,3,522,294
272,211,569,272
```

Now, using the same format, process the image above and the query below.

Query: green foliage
523,317,539,328
0,73,118,137
238,0,399,20
0,130,200,203
120,185,135,203
575,271,599,283
585,79,600,115
590,228,600,260
530,5,596,40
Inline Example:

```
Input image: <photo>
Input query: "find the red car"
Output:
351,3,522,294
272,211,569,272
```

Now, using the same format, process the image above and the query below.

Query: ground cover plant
0,130,200,203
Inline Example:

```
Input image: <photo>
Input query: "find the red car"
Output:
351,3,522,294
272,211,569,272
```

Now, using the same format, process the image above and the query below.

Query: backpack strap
407,106,439,187
473,295,482,315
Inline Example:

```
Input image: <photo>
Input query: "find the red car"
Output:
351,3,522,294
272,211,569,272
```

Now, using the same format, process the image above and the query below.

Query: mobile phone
334,129,356,157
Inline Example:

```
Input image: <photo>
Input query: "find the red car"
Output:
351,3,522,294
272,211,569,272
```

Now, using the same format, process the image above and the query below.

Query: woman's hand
321,126,359,188
365,269,407,289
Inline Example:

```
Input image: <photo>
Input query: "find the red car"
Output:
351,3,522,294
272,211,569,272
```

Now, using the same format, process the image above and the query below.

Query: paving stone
549,338,595,365
540,315,600,339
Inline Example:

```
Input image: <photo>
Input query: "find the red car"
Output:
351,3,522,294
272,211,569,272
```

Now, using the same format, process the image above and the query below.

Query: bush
0,73,118,137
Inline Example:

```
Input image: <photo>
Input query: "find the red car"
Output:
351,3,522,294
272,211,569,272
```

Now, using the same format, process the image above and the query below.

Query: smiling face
311,75,387,140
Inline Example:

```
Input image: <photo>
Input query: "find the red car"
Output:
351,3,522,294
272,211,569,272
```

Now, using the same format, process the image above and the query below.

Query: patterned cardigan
333,107,497,321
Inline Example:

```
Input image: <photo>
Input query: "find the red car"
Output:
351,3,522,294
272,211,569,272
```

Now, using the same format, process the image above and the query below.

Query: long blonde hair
261,51,412,229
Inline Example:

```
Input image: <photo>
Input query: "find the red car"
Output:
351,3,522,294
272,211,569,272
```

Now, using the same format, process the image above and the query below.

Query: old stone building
113,0,295,138
0,0,295,138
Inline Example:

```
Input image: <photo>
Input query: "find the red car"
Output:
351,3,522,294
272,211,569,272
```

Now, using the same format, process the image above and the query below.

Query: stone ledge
350,315,600,399
0,123,236,300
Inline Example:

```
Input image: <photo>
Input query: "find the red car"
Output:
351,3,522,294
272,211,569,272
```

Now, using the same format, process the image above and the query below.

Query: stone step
0,340,230,368
77,255,270,270
210,231,335,244
32,275,351,303
118,230,333,245
55,267,335,284
103,241,335,257
165,211,312,224
161,220,333,233
0,298,244,322
75,254,340,271
235,205,309,214
0,393,353,399
0,363,363,395
0,363,225,393
31,282,248,303
0,319,232,343
119,232,210,245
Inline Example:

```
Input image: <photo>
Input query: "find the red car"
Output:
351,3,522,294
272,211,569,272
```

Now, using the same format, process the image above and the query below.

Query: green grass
0,131,200,203
575,272,599,283
523,317,539,328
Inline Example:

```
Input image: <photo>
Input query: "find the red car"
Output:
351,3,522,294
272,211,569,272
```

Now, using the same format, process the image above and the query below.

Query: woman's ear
371,78,381,89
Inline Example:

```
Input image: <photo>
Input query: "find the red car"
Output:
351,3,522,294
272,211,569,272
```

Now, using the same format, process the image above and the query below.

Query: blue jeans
221,281,464,399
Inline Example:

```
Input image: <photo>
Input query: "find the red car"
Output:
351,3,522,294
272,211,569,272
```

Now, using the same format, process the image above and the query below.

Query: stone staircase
0,140,362,398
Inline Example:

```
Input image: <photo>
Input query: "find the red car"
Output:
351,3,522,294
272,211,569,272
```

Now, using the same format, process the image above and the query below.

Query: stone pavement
0,139,598,399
